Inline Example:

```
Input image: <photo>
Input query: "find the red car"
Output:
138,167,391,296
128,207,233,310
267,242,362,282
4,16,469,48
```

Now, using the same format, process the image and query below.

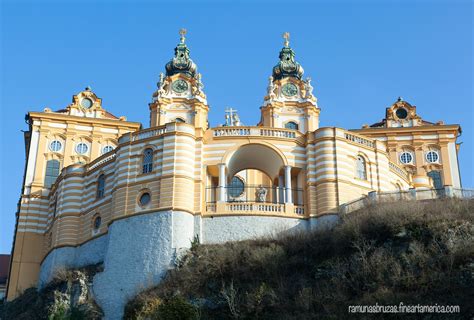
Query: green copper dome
165,29,197,79
272,33,304,80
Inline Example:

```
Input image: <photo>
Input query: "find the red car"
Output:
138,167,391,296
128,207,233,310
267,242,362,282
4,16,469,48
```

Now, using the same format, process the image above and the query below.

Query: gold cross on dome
283,32,290,47
179,28,187,43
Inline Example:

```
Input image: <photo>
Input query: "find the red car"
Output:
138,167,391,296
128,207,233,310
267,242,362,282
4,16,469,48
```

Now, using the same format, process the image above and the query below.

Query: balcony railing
205,185,304,205
131,126,167,142
212,127,300,139
389,161,410,182
344,132,375,148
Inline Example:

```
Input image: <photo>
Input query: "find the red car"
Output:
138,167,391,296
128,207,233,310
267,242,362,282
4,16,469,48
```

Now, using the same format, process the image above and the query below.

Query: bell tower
149,29,209,132
260,32,320,133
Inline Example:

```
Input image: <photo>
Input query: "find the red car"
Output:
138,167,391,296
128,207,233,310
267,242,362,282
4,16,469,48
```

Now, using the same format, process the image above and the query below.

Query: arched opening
142,148,154,174
356,156,367,180
206,143,303,206
226,169,279,203
285,121,299,130
227,144,285,179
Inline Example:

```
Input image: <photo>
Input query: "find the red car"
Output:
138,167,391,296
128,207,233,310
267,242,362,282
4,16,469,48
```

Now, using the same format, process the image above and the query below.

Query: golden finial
179,28,187,44
283,32,290,47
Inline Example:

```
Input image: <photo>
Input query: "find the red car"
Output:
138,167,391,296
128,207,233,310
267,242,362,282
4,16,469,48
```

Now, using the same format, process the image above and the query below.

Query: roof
0,254,10,285
369,119,435,128
54,108,119,120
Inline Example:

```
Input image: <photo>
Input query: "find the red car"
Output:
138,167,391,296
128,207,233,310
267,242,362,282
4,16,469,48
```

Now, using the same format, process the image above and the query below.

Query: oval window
228,176,244,198
76,143,89,155
426,151,439,163
50,140,62,152
139,192,151,207
395,108,408,119
102,145,114,154
400,152,413,164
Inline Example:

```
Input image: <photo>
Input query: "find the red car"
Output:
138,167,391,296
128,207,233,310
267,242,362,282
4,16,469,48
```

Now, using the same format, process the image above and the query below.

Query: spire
165,28,197,78
272,32,304,80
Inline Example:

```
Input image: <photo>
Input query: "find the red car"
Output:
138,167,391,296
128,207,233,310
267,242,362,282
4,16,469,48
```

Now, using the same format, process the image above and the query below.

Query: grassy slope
126,199,474,320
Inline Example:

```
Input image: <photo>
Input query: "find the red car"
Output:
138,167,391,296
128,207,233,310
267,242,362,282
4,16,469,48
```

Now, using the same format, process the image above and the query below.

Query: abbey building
7,31,462,318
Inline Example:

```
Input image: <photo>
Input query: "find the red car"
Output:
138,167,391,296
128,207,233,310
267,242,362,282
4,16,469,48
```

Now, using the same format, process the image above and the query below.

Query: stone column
278,175,284,203
284,165,292,204
218,163,226,202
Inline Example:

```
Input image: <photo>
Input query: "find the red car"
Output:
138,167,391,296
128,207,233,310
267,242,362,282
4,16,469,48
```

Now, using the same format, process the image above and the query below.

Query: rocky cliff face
1,264,103,319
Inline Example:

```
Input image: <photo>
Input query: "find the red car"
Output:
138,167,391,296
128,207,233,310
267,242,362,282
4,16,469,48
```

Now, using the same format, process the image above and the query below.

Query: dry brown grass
126,198,474,319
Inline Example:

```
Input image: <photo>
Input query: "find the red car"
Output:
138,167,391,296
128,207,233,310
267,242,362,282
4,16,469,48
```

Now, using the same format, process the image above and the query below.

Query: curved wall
38,210,339,319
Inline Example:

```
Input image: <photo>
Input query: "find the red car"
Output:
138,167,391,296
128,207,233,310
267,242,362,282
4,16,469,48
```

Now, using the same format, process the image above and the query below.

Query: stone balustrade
87,153,116,172
213,127,299,139
389,161,410,181
131,126,167,142
344,132,375,148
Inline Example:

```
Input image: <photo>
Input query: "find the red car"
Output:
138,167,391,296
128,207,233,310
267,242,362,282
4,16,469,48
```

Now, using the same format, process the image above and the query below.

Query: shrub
155,296,199,320
124,293,162,320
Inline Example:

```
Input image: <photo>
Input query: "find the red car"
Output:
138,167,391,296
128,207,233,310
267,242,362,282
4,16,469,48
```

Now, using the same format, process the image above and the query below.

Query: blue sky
1,0,472,253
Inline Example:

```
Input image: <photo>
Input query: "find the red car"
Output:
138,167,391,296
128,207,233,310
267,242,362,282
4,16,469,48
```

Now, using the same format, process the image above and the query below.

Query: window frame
102,145,114,154
228,176,245,198
139,192,151,207
356,155,367,180
426,150,439,163
75,142,89,155
399,151,413,164
142,148,154,174
49,140,63,152
93,215,102,231
96,174,106,199
284,121,299,130
44,159,61,188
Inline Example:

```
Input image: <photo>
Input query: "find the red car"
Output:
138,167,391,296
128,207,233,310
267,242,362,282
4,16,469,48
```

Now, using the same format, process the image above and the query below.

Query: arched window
96,174,106,199
285,121,299,130
44,159,61,188
427,171,443,189
142,148,154,174
174,117,185,123
356,156,367,180
93,216,102,231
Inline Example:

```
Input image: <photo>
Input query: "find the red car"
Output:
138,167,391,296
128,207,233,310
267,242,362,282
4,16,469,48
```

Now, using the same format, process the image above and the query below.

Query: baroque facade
7,31,462,318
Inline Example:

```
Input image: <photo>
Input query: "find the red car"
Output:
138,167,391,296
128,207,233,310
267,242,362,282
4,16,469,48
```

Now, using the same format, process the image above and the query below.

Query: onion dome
165,29,197,79
272,32,304,80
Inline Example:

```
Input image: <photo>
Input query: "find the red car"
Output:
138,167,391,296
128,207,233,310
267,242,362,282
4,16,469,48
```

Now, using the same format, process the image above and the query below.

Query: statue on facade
256,185,267,202
223,108,242,126
192,73,204,96
232,112,241,126
154,72,166,99
304,77,313,99
197,73,204,91
267,76,276,99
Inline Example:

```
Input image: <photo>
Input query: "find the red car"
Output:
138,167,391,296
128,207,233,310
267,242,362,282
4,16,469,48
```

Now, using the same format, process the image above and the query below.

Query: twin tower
149,29,320,133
